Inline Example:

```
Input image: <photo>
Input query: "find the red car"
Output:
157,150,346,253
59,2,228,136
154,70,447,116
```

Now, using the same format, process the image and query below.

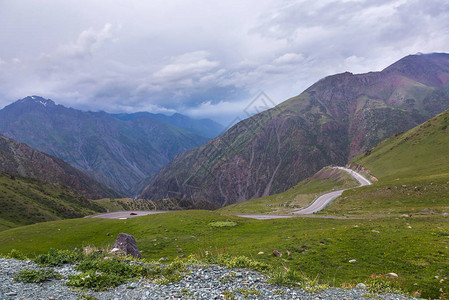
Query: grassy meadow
1,210,448,298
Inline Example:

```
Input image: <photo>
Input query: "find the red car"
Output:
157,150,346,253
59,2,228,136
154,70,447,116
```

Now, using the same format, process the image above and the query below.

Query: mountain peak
17,96,56,107
381,52,449,88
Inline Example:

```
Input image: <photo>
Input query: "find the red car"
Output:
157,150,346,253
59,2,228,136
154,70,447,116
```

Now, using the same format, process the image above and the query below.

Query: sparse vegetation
14,268,62,283
363,274,407,298
269,268,329,293
34,248,83,266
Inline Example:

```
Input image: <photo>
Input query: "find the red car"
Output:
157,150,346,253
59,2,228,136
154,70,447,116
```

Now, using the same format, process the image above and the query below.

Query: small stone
273,250,282,257
349,259,357,263
48,297,55,300
387,272,398,278
443,213,449,217
356,283,366,289
106,232,110,236
6,292,17,296
177,248,183,252
110,247,121,253
435,275,439,279
371,230,380,233
408,226,412,229
258,251,264,255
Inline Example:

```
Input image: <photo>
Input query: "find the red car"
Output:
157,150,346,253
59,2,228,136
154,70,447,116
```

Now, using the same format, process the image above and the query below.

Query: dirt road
86,210,169,219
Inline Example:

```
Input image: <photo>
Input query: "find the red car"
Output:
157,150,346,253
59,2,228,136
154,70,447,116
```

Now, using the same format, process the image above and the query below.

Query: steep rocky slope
141,53,449,206
0,97,208,195
0,134,118,199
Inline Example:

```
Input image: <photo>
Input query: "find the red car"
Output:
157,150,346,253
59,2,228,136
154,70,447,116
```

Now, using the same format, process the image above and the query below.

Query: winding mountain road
235,167,371,219
291,167,371,214
89,167,371,220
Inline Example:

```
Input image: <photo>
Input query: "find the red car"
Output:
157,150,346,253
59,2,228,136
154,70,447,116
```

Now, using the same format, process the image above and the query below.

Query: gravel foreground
0,258,417,300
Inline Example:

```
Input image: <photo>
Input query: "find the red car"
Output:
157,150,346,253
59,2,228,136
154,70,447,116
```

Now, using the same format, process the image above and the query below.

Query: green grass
14,268,62,283
325,108,449,217
0,172,103,231
1,210,448,298
354,109,449,180
219,167,359,214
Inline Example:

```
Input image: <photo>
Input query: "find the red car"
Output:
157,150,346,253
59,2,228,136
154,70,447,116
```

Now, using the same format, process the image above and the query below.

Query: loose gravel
0,258,418,299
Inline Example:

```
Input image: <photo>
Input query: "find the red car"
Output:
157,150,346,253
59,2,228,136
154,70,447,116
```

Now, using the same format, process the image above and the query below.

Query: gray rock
273,250,282,257
349,259,357,263
356,283,366,289
111,233,141,259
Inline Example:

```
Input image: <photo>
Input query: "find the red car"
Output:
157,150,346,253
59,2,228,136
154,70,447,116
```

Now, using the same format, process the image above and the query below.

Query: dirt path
86,210,169,219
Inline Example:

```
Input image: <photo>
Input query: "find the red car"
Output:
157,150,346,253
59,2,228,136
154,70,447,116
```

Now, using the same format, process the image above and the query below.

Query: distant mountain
0,171,105,230
0,97,208,195
0,134,118,199
141,53,449,207
110,112,224,138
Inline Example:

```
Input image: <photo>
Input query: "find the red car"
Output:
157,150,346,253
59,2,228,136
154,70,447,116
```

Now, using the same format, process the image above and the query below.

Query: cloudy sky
1,0,449,124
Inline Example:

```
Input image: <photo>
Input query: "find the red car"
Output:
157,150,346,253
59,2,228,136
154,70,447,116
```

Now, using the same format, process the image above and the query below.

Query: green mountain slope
0,171,105,231
352,109,449,180
142,53,449,207
326,108,449,216
0,134,119,199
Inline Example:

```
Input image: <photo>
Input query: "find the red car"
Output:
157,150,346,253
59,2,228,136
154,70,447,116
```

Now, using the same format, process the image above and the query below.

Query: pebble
356,283,366,289
0,258,418,299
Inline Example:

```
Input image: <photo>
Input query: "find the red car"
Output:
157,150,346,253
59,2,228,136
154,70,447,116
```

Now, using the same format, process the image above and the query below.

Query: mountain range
0,97,220,195
110,112,223,139
141,53,449,207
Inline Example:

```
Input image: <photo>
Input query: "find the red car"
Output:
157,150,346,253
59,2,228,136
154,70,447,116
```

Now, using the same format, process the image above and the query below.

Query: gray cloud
0,0,448,124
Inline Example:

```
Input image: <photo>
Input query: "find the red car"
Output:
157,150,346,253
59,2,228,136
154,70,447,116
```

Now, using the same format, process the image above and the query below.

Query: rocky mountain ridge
141,53,449,207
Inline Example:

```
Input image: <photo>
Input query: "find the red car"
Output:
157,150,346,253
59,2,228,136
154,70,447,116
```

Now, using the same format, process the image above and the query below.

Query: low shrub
216,254,270,272
34,248,83,266
14,268,62,283
67,271,125,291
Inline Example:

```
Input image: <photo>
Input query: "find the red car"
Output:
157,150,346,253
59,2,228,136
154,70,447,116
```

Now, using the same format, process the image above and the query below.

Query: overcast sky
1,0,449,124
